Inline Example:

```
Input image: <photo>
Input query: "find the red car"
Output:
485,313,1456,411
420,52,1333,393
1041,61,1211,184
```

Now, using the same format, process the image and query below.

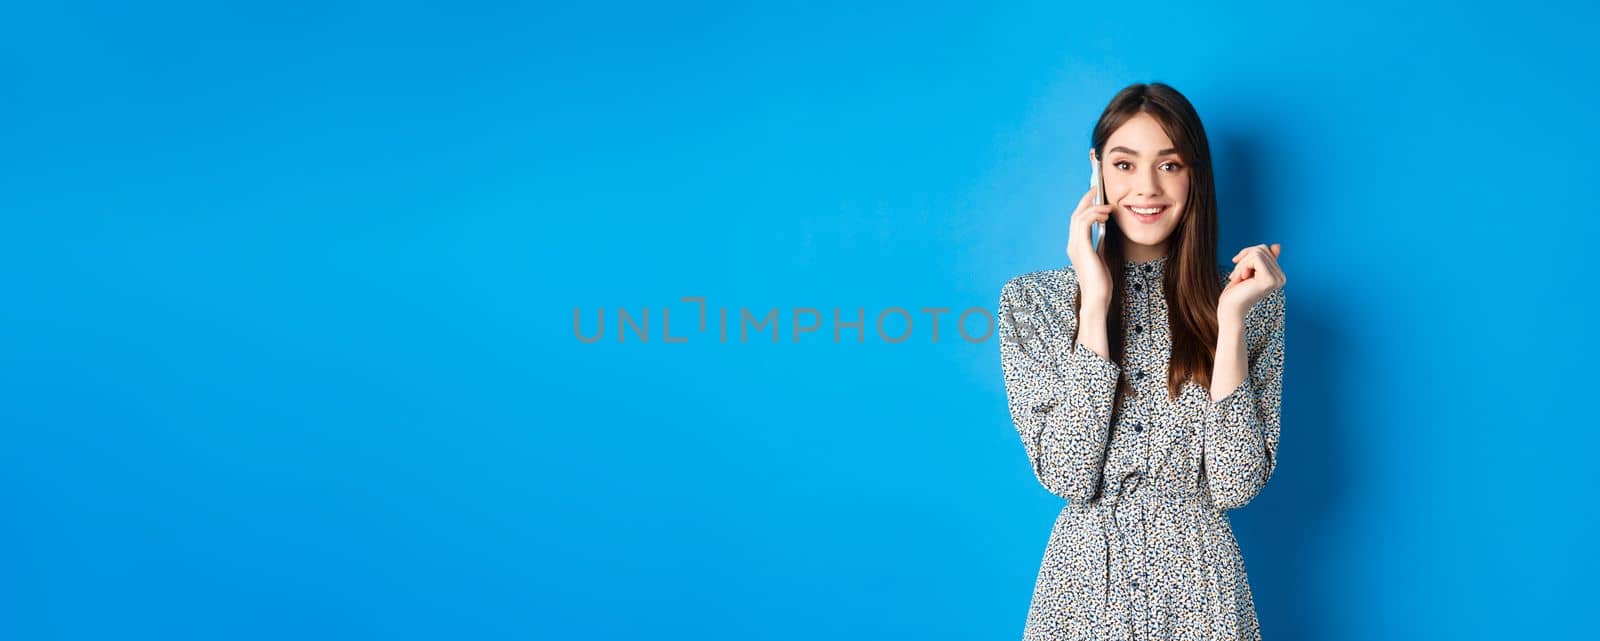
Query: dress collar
1123,253,1169,274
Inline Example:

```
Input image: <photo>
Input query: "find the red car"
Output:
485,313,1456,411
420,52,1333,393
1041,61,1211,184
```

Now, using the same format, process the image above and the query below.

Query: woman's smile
1125,204,1168,223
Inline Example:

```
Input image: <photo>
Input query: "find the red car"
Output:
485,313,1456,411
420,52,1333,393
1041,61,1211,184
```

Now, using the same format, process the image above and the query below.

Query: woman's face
1097,112,1189,258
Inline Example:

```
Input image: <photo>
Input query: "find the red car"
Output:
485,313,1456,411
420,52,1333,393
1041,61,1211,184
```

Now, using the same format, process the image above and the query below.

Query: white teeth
1132,206,1163,215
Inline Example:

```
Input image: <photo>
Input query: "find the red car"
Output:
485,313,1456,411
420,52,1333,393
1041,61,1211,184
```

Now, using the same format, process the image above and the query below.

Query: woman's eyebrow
1109,146,1178,156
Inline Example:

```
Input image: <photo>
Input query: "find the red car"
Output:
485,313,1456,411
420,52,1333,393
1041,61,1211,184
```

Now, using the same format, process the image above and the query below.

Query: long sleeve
1201,286,1286,511
998,272,1121,503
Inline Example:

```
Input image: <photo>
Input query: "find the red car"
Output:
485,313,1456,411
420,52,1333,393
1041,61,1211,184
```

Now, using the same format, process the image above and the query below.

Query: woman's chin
1123,235,1166,249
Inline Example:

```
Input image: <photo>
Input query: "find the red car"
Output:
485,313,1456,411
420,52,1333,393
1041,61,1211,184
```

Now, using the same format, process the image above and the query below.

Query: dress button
1135,324,1144,333
1131,580,1140,590
1143,264,1151,273
1133,282,1143,292
1134,369,1145,380
1133,422,1143,433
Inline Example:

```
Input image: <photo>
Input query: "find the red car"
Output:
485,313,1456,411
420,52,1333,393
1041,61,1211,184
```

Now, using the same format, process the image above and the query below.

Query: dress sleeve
997,274,1121,503
1201,286,1286,511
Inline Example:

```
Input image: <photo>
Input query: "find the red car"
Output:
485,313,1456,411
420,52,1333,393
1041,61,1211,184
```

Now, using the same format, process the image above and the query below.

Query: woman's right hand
1065,185,1114,310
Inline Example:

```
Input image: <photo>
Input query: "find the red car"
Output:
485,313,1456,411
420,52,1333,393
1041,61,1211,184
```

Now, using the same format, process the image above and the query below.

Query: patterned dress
996,253,1285,641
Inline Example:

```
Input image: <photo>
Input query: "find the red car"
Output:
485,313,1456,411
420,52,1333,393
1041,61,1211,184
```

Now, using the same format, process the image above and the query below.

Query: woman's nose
1137,169,1162,196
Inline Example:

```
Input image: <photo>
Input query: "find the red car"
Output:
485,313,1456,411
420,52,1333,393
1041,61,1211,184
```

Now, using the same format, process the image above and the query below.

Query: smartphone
1089,153,1106,252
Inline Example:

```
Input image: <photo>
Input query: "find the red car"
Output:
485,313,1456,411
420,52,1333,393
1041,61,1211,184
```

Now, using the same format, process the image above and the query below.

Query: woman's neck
1123,241,1170,263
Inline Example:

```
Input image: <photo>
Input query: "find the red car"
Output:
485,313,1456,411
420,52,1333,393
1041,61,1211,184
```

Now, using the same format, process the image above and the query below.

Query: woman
997,82,1288,641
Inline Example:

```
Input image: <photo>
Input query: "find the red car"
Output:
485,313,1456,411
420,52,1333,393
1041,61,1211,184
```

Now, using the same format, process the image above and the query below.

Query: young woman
997,82,1288,640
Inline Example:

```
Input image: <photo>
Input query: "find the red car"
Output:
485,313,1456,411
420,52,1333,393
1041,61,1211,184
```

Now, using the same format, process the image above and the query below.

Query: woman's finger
1076,186,1096,212
1234,246,1258,269
1232,244,1285,289
1239,248,1265,283
1250,244,1269,265
1252,246,1285,288
1068,192,1097,242
1228,253,1252,284
1259,244,1284,284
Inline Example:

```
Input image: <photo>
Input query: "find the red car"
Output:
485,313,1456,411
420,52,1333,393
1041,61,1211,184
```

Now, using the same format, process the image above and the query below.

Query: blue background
4,2,1597,639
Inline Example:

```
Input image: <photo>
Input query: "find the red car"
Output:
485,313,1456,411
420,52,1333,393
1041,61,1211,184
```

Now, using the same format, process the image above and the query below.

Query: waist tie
1090,472,1214,641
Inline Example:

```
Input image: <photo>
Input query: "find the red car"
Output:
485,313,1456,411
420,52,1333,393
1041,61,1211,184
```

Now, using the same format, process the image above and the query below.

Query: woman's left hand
1219,243,1286,323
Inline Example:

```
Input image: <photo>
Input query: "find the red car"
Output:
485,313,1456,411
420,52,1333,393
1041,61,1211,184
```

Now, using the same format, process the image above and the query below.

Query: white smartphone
1089,154,1106,252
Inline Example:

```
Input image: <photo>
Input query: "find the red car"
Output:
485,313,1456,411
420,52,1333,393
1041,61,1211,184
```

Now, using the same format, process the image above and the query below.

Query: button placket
1104,256,1182,641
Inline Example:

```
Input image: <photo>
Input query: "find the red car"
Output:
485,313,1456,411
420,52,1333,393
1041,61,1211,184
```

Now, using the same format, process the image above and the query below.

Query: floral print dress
997,253,1285,641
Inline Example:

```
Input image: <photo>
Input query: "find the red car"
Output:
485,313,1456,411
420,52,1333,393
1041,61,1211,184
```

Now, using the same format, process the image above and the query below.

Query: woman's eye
1113,160,1182,171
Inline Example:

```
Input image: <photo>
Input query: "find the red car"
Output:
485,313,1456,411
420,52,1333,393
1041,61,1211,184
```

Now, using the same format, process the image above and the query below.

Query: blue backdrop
4,2,1597,639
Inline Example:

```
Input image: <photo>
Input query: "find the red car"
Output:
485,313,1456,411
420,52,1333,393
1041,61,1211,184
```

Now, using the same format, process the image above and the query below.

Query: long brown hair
1085,82,1224,403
